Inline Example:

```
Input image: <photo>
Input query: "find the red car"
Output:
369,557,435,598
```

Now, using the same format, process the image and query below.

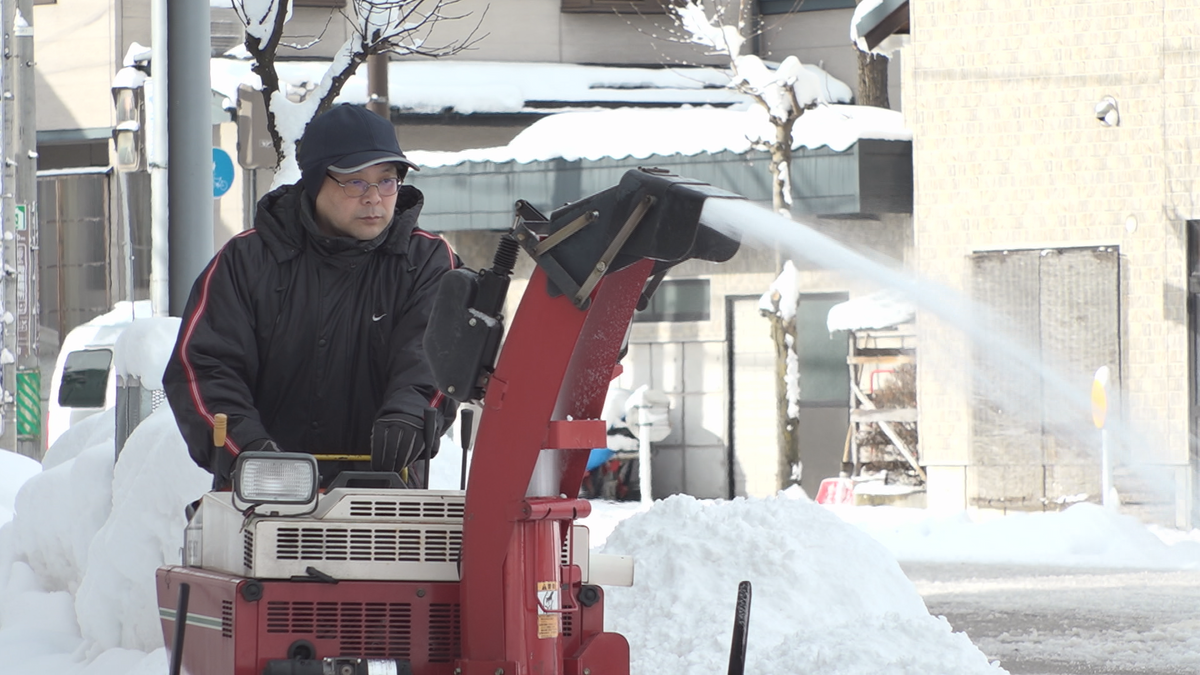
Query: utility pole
167,0,213,315
2,0,40,458
150,0,169,316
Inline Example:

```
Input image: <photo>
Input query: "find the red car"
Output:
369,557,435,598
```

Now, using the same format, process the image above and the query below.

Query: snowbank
0,450,40,526
833,502,1200,569
601,494,1005,675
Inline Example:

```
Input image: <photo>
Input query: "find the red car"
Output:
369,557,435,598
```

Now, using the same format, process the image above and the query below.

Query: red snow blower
155,168,746,675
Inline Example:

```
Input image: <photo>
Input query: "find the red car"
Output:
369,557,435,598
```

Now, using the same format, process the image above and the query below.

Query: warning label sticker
536,581,560,638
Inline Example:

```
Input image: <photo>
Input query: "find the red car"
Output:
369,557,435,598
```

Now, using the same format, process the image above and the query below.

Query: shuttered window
970,247,1119,500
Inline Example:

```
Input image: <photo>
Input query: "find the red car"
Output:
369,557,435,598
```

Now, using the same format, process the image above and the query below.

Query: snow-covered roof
827,289,915,332
209,58,851,116
408,104,910,168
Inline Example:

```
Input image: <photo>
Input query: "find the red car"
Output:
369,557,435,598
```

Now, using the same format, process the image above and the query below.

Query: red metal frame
459,261,652,675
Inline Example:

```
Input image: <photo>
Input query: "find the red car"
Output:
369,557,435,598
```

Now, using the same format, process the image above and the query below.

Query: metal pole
15,0,36,459
1101,429,1112,508
366,53,389,119
3,0,40,458
167,0,213,316
1,0,17,455
150,0,169,316
638,405,653,504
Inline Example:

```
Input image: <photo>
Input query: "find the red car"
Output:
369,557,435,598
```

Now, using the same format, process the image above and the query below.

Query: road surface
902,563,1200,675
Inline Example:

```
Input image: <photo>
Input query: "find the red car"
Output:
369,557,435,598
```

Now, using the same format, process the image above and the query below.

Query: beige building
872,0,1200,526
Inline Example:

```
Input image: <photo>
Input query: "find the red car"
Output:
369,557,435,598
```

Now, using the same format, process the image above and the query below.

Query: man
164,104,459,488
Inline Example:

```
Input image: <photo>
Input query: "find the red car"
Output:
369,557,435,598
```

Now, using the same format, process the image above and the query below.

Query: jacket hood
252,183,425,261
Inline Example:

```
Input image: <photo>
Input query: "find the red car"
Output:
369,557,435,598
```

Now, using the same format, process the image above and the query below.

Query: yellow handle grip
312,454,372,462
213,413,228,448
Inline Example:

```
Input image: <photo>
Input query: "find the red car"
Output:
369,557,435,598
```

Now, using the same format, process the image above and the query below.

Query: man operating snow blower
164,104,460,489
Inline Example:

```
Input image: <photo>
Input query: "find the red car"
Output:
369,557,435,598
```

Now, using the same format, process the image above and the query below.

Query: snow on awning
827,290,915,332
408,104,910,168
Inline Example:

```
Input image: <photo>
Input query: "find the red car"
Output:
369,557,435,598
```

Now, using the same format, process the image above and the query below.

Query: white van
46,300,155,450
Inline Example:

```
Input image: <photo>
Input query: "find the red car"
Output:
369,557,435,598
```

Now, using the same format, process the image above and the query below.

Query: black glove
371,413,439,473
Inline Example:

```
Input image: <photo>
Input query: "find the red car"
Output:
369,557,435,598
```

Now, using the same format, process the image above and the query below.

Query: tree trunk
857,48,890,108
769,312,800,491
770,118,794,216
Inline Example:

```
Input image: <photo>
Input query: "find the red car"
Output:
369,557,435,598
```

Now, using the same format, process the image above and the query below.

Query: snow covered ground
3,406,1200,675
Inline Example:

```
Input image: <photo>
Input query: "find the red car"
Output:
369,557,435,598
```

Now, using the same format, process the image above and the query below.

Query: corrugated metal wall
37,170,152,348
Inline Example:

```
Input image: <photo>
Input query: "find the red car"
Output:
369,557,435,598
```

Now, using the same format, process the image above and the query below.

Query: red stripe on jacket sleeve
177,230,257,456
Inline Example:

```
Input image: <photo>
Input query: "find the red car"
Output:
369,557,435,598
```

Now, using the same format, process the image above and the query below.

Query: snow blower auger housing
155,168,742,675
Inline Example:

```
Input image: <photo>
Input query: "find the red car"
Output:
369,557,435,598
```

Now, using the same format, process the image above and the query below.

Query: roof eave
862,0,910,51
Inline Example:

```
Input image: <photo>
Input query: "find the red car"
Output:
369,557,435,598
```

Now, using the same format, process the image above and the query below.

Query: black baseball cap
297,104,419,198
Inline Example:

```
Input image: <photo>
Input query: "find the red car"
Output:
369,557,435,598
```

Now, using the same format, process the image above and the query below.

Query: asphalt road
900,562,1200,675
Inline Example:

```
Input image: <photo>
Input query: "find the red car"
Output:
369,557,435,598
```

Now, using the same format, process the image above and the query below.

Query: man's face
313,162,400,240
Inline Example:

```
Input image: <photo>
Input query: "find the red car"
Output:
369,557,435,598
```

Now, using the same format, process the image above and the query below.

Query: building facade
901,1,1200,526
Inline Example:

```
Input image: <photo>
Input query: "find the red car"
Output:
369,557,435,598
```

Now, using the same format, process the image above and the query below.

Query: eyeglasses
327,174,401,198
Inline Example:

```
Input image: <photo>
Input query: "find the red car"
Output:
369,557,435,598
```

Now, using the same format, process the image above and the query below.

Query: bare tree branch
230,0,486,176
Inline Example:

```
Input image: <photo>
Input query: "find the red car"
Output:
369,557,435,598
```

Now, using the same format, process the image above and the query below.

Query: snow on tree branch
231,0,485,185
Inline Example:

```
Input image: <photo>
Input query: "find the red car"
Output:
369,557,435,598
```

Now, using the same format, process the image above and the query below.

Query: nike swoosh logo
372,313,386,322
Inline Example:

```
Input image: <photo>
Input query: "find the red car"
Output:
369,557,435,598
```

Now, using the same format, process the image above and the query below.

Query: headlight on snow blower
234,451,319,506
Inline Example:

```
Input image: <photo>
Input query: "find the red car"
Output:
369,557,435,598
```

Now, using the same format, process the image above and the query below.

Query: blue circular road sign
213,148,235,198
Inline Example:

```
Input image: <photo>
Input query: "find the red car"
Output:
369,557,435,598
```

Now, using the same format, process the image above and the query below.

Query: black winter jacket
163,183,460,481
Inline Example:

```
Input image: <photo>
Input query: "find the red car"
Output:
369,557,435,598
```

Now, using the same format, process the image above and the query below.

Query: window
562,0,671,14
760,0,855,15
795,294,849,404
635,279,710,322
58,349,113,408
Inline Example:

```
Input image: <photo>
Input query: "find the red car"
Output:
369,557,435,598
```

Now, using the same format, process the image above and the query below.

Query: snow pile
113,318,182,388
8,412,119,596
834,503,1200,569
600,494,1006,675
0,450,39,526
73,407,212,655
0,405,201,674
